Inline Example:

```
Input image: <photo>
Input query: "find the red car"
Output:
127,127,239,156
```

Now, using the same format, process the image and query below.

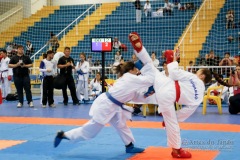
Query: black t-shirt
9,55,32,77
206,57,220,66
134,0,141,10
58,56,75,75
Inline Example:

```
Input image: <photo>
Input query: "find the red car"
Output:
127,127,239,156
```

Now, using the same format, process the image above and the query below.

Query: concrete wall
52,0,136,6
0,5,23,33
31,0,47,14
0,0,47,18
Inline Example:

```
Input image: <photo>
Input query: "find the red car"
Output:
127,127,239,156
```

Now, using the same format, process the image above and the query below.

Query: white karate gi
89,78,102,97
76,60,89,101
64,65,153,145
136,47,205,149
144,3,151,17
52,52,64,73
0,57,13,97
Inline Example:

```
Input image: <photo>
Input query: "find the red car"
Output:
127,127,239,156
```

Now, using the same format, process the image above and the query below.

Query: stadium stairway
0,6,60,48
177,0,225,67
57,3,120,51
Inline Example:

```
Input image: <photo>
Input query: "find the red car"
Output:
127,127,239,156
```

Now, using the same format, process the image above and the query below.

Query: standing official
39,50,55,108
57,47,80,105
8,45,34,108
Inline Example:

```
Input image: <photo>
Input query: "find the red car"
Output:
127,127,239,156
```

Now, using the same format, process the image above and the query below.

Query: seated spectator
227,35,234,43
144,0,152,17
219,52,233,76
226,10,234,29
207,75,228,105
173,0,181,10
113,51,122,66
228,65,240,114
131,54,138,63
112,37,121,51
93,60,101,67
48,32,59,53
89,72,102,99
163,0,174,15
233,54,240,65
6,43,13,55
87,55,93,67
25,40,33,56
10,43,18,57
185,2,195,10
151,52,159,67
188,60,196,73
205,50,220,66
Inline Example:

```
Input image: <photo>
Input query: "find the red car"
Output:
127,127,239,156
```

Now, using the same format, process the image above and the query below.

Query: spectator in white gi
0,49,13,98
164,0,174,15
25,41,33,56
151,52,159,67
89,72,102,99
76,52,90,102
52,52,64,74
112,37,122,51
113,51,122,66
144,0,151,17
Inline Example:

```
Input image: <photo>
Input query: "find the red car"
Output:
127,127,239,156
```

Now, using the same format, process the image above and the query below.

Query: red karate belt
175,81,180,102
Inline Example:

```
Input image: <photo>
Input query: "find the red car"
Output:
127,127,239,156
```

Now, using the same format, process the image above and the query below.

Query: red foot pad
164,50,174,64
128,32,143,53
172,148,192,158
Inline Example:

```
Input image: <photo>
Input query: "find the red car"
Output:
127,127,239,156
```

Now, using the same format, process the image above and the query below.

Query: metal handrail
177,0,210,57
0,5,23,23
30,4,98,74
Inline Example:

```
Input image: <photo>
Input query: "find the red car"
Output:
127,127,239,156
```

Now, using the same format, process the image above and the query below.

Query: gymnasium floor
0,96,239,160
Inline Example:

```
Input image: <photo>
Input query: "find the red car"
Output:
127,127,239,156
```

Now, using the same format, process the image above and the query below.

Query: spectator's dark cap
0,49,7,53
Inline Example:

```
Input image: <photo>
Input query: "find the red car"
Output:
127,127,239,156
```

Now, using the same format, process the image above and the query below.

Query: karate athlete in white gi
76,53,89,102
54,61,155,153
89,72,102,99
52,52,64,74
128,32,212,158
0,49,13,98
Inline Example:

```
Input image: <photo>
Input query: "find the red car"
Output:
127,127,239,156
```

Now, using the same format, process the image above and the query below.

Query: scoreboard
91,38,112,52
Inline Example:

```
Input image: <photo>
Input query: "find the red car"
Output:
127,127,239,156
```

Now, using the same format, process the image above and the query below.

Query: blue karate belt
105,92,145,118
77,70,87,88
